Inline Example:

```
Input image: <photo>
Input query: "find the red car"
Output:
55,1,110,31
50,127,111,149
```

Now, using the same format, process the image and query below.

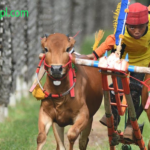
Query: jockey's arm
77,34,116,60
93,34,115,58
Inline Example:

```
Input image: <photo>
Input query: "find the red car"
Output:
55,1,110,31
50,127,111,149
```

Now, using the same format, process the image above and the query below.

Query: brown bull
36,33,103,150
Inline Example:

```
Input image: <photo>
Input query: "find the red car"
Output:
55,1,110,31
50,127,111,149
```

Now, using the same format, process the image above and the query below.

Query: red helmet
126,3,148,25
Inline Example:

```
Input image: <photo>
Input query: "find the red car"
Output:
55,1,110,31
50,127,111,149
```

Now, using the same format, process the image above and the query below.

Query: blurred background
0,0,121,119
0,0,150,149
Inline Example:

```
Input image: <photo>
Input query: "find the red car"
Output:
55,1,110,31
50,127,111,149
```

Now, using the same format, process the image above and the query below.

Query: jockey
88,2,150,141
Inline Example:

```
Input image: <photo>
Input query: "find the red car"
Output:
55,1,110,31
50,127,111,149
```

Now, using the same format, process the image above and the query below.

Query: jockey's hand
87,53,95,60
75,54,92,60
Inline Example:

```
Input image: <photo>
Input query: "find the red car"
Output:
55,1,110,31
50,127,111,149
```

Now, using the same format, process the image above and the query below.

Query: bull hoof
79,138,89,150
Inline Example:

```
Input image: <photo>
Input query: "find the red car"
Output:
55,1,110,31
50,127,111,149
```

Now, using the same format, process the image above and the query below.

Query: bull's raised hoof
36,33,103,150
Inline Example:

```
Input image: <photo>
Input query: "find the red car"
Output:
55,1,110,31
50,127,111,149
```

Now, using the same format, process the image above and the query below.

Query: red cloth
126,3,148,25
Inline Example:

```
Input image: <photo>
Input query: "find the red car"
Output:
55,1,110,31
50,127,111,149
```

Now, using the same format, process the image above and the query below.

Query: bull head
41,33,75,79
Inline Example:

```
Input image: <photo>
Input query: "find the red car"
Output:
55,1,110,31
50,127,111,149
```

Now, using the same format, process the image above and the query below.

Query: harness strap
42,82,76,98
36,53,76,98
69,67,75,97
36,54,45,73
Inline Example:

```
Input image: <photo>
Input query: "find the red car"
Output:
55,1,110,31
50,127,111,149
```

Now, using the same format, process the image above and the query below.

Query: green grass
0,95,107,150
0,96,149,150
0,95,56,150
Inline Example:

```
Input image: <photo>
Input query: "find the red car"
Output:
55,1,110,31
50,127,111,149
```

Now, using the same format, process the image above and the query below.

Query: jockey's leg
130,90,142,119
109,78,122,128
100,80,122,128
130,72,145,119
100,72,145,128
123,73,145,141
110,90,121,128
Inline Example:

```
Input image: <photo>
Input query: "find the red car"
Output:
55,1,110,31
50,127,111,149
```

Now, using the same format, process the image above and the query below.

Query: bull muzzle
51,65,63,78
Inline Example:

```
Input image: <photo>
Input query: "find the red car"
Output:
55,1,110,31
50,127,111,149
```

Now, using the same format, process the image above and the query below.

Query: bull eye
66,47,70,52
44,48,48,52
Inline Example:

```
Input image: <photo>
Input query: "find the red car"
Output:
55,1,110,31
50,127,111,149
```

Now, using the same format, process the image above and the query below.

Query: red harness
36,54,76,98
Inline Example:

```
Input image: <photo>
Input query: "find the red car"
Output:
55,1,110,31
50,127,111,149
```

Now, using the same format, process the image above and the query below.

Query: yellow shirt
122,14,150,67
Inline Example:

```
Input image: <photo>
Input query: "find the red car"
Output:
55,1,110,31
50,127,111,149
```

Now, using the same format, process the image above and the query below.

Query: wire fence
0,0,120,122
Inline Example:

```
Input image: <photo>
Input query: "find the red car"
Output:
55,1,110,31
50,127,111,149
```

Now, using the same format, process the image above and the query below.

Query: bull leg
52,123,65,150
37,107,52,150
79,117,93,150
67,112,89,150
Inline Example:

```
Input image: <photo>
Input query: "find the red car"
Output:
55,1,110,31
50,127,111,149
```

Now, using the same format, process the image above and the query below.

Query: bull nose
51,65,62,74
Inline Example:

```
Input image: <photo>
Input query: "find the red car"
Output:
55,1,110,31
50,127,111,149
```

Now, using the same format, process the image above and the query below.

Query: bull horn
69,37,76,47
39,53,45,59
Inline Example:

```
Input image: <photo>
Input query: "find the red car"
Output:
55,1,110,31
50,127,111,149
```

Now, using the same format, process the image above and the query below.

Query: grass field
0,95,150,150
0,32,150,150
0,95,108,150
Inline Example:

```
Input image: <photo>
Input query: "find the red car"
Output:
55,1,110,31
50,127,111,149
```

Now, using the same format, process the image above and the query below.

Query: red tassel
69,68,75,97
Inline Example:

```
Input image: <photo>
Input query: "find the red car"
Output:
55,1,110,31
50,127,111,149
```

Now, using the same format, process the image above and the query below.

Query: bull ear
41,37,46,47
41,34,49,47
69,37,76,47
